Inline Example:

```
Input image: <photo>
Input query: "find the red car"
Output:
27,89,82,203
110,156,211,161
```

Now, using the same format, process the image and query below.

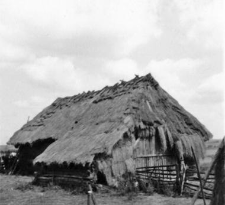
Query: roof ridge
52,73,159,106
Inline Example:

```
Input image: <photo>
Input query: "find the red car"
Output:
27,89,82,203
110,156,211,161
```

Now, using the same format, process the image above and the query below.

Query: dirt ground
0,174,210,205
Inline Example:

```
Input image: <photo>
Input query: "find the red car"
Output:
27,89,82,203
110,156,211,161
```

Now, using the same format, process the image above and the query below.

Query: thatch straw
180,135,192,158
34,126,128,165
149,126,155,137
165,126,174,150
157,126,167,152
174,140,184,160
180,134,205,161
125,158,135,173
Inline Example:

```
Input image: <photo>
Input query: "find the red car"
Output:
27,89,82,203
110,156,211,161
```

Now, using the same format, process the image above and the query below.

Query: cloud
13,100,30,108
20,56,126,94
0,38,34,68
187,101,224,138
104,58,139,81
0,0,161,59
21,57,143,94
198,73,224,93
21,56,78,91
193,73,224,104
13,96,54,108
175,0,223,49
145,58,204,101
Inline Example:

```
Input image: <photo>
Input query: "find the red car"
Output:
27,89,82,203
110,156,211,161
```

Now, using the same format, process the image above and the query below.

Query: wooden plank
137,168,176,172
137,173,177,180
136,154,172,158
137,176,176,183
136,167,177,171
137,172,177,177
188,177,215,181
185,186,212,198
136,171,177,176
185,182,213,192
42,174,90,180
151,178,176,183
136,164,177,169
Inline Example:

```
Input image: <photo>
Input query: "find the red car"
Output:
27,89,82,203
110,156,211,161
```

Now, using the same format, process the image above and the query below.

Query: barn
8,73,212,185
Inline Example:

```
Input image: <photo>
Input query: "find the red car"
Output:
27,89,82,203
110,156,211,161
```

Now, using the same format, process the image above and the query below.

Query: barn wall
96,132,135,186
134,125,177,168
96,125,177,186
111,135,134,177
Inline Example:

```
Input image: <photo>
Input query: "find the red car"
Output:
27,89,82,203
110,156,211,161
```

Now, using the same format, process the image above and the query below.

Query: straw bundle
125,158,135,173
149,126,155,137
165,126,174,150
180,134,205,161
180,135,192,158
174,140,184,160
157,126,167,152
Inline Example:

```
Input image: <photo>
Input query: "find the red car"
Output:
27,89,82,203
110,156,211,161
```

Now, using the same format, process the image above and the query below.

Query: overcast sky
0,0,224,145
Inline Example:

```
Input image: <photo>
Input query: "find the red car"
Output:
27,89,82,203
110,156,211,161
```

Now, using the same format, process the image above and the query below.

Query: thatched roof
8,73,212,164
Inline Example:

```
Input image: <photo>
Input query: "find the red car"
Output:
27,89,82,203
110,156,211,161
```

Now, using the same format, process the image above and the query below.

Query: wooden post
91,194,97,205
191,147,206,205
145,157,149,182
87,184,97,205
180,162,186,196
157,158,160,192
87,193,91,205
191,138,225,205
175,163,179,192
11,159,19,175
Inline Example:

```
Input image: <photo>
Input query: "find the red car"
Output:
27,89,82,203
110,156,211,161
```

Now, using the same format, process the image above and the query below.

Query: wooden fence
136,163,179,192
183,166,214,199
35,172,92,189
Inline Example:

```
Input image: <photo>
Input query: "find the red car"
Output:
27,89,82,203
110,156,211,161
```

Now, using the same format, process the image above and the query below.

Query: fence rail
183,167,215,199
136,163,178,191
35,173,91,187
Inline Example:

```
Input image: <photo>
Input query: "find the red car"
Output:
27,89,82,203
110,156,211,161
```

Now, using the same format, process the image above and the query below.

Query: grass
0,174,210,205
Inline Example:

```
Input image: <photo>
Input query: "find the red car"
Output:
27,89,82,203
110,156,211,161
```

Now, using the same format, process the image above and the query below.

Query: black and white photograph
0,0,224,204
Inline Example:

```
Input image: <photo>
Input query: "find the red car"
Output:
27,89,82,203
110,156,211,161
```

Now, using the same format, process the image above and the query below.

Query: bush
160,184,174,197
146,180,154,195
137,178,154,195
117,172,138,197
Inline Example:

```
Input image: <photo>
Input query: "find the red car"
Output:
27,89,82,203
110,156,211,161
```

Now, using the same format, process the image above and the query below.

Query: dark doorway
96,171,107,185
